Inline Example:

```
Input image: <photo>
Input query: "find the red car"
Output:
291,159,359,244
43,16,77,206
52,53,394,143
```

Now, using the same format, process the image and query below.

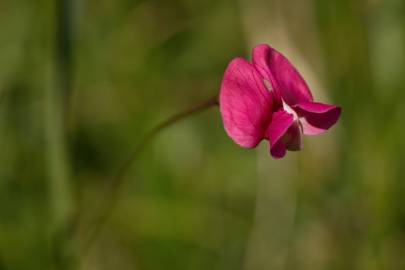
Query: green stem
81,95,219,253
45,0,75,268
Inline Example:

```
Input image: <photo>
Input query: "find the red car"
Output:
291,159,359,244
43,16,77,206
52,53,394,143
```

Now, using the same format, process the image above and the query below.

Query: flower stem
81,95,219,253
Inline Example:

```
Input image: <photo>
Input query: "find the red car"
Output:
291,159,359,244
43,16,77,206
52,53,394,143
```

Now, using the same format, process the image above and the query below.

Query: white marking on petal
263,80,273,93
282,100,298,120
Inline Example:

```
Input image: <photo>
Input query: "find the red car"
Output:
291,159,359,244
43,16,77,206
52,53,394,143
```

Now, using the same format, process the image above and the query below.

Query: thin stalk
45,0,74,231
45,0,75,268
56,0,74,118
81,95,219,253
111,95,219,191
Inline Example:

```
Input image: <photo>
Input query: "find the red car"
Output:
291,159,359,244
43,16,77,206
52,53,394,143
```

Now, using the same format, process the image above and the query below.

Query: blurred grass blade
44,0,74,254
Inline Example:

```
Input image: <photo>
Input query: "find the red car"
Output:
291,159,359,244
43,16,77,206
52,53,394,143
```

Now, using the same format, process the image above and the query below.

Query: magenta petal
266,110,294,158
285,121,302,151
294,101,341,135
219,57,273,148
252,44,313,105
270,141,287,159
252,44,275,84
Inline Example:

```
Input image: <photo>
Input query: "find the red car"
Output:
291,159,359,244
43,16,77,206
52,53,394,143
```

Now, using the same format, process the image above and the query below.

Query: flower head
220,44,341,158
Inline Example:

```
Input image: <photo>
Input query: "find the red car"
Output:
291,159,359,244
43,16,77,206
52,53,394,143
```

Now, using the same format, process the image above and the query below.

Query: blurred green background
1,0,405,269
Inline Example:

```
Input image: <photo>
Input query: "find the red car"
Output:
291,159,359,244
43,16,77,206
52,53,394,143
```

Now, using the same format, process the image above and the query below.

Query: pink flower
220,44,341,159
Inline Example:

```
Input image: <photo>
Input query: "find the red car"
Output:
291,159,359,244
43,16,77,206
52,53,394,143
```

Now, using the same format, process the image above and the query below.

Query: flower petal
252,44,313,105
285,121,302,151
266,110,294,158
252,44,276,85
220,57,273,148
294,101,341,135
270,141,287,159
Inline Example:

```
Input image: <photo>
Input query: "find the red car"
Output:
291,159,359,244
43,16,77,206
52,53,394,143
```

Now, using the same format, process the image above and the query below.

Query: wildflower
220,44,341,158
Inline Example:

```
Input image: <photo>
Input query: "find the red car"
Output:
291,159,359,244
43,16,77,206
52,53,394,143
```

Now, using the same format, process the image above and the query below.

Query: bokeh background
1,0,405,269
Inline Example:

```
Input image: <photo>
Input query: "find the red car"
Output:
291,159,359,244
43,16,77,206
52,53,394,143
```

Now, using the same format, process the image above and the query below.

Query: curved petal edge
219,57,273,148
294,101,341,135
